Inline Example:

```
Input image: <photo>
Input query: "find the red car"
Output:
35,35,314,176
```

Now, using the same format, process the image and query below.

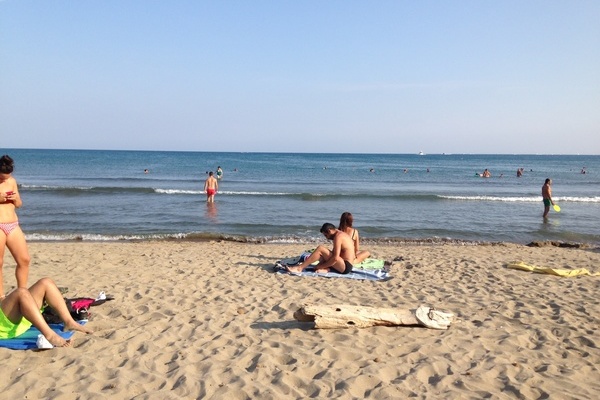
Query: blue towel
275,266,392,281
0,321,86,350
274,254,391,281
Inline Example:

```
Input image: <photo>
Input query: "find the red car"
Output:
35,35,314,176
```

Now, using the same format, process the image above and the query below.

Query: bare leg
1,287,71,347
317,257,347,274
5,226,30,288
354,250,371,264
28,278,93,335
0,233,6,297
286,245,330,273
543,206,550,219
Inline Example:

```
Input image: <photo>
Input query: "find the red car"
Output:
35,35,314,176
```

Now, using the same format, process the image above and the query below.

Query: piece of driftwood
294,304,454,330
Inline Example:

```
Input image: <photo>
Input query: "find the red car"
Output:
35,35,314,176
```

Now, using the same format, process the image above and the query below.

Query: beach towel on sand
0,320,87,350
274,252,392,281
507,261,600,277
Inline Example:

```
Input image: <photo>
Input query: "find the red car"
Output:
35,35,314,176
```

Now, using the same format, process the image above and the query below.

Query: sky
1,1,599,154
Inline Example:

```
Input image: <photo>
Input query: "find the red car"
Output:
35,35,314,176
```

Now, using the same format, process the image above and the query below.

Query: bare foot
285,265,303,273
64,321,94,334
46,332,72,347
315,268,330,274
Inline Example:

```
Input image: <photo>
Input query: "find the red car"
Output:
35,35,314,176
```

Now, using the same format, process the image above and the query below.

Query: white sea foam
440,195,600,203
25,232,191,241
20,184,94,190
155,189,291,196
155,188,202,195
219,191,291,196
11,149,600,245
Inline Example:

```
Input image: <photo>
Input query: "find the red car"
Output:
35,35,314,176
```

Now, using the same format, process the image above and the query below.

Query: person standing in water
542,178,555,219
204,171,218,203
216,166,223,180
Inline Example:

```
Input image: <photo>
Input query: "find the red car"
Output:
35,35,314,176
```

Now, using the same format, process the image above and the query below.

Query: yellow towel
507,261,600,277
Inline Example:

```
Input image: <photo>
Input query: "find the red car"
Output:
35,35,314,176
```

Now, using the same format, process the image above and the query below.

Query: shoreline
1,240,599,398
25,234,600,250
11,149,600,252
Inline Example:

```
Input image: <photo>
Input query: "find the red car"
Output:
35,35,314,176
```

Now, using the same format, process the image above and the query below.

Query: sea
3,149,600,246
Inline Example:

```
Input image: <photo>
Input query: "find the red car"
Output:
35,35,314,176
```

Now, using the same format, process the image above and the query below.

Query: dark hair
338,212,353,231
0,155,14,174
545,178,551,184
320,223,336,233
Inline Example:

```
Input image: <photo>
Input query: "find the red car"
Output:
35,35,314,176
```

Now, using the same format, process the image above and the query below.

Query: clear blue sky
1,1,599,154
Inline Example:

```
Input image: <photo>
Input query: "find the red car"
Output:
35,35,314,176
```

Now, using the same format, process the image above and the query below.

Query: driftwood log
294,304,454,330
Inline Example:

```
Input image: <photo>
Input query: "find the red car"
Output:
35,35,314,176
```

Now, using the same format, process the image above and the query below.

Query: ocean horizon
3,148,599,246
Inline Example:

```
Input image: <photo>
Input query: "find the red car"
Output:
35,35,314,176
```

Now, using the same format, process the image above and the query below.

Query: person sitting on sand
0,277,93,347
338,212,370,264
286,223,355,274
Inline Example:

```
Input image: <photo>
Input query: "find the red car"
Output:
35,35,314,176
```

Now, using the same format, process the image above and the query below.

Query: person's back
336,229,355,262
542,180,552,199
204,172,218,202
342,226,358,246
205,175,217,190
338,212,370,264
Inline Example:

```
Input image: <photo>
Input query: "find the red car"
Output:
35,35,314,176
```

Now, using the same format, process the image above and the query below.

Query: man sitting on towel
286,223,355,274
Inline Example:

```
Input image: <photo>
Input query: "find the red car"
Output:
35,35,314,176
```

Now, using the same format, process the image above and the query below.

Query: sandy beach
1,240,599,399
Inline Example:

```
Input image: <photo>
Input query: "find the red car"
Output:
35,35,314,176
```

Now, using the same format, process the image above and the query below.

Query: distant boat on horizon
418,151,425,155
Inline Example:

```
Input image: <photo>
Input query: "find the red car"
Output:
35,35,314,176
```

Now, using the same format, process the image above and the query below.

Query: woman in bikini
0,155,30,298
338,212,371,264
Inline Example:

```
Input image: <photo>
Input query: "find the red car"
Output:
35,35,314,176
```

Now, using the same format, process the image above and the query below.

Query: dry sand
1,241,599,399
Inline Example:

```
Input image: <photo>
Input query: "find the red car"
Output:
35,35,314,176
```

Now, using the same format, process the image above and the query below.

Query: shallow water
5,149,599,244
